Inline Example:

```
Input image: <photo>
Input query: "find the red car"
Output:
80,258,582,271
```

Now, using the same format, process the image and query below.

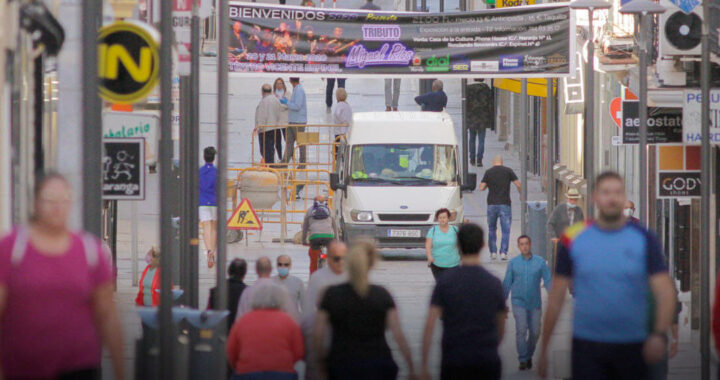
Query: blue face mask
278,267,290,277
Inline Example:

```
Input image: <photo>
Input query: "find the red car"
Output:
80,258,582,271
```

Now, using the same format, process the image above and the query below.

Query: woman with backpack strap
302,195,337,274
425,208,461,281
0,173,124,380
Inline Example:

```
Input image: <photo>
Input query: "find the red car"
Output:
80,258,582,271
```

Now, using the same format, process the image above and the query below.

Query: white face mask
623,208,634,217
275,89,285,97
567,202,576,208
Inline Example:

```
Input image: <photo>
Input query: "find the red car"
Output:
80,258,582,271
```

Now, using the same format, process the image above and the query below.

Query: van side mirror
461,173,477,192
330,173,346,191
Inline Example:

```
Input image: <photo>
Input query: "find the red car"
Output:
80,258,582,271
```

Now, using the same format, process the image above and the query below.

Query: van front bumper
343,223,433,248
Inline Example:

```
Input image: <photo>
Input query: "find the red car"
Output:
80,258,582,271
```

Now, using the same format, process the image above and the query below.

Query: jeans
487,204,512,254
430,263,454,281
648,356,668,380
326,78,346,108
571,338,648,380
468,128,487,163
384,79,401,108
258,129,283,164
513,307,542,362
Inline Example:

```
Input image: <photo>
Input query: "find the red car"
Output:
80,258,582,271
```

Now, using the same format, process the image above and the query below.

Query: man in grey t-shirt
273,255,305,316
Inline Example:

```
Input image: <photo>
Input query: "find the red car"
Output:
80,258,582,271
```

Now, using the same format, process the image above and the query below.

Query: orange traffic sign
227,198,262,230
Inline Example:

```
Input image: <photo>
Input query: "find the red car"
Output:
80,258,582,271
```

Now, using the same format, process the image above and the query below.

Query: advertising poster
621,101,683,144
227,2,574,77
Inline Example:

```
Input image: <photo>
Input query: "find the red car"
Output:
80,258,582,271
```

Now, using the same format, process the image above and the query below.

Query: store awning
493,78,557,98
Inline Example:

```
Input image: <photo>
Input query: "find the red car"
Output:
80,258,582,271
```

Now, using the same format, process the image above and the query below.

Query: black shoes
519,359,532,371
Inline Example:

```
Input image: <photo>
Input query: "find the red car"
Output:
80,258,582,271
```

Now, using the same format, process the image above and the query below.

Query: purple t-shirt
0,228,112,378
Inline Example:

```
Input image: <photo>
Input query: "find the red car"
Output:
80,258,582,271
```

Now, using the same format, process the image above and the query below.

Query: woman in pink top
227,283,304,380
0,174,124,380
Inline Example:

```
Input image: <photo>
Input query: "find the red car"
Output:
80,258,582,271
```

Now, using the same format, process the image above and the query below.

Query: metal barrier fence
225,124,346,242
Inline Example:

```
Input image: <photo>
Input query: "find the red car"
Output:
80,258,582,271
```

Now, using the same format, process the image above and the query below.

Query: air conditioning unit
658,0,703,56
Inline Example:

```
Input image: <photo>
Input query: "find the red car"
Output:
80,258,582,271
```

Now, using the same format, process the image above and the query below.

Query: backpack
311,201,331,220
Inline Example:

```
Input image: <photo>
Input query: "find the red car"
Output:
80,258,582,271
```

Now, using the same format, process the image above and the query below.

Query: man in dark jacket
414,80,447,112
466,80,494,167
208,258,248,329
547,188,585,244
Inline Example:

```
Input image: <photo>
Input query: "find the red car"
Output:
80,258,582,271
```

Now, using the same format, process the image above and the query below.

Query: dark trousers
441,360,501,380
258,129,282,164
572,338,649,380
328,357,398,380
326,78,346,108
430,263,453,281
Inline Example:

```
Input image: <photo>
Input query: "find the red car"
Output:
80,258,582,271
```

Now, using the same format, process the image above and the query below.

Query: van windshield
349,144,457,186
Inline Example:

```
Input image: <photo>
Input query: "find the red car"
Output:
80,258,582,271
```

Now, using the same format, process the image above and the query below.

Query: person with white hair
227,283,304,380
414,79,447,112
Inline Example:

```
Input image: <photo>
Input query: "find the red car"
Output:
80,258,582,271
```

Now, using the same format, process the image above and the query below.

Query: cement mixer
238,169,281,209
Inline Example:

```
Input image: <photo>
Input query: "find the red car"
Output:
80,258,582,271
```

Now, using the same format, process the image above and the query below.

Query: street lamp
569,0,611,219
619,0,665,226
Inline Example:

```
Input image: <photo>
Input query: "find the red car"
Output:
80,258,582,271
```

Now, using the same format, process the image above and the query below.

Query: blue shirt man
287,80,307,123
537,172,676,380
502,235,551,370
414,79,448,112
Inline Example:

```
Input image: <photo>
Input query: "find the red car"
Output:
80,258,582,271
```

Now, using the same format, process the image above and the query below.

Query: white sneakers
491,253,509,260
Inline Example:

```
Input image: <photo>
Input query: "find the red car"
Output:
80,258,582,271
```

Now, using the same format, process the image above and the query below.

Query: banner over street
227,2,575,77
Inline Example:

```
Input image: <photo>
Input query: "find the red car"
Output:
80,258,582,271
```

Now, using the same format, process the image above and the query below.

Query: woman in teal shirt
425,208,460,280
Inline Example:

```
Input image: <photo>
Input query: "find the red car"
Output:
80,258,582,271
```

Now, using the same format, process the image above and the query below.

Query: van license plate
388,229,421,238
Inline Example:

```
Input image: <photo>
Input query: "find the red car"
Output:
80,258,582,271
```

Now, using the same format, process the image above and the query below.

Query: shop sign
103,138,145,200
682,90,720,144
103,112,158,164
98,21,160,104
658,172,701,198
621,101,683,144
227,2,575,77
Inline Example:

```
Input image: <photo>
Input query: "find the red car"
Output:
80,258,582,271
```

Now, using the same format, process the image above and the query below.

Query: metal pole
460,0,468,183
546,78,555,255
520,79,528,235
216,0,229,376
180,76,191,299
159,0,175,375
81,0,102,237
131,200,139,286
638,14,648,225
584,10,595,218
699,0,711,375
189,0,201,309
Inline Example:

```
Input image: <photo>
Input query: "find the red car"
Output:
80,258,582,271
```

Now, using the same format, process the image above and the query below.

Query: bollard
183,309,231,380
526,201,548,260
136,307,191,380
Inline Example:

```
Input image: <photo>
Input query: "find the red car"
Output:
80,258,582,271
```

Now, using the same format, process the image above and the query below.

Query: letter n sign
98,22,160,104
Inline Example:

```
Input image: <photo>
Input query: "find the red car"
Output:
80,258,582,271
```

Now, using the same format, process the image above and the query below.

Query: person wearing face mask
547,188,585,245
624,200,640,224
273,255,305,316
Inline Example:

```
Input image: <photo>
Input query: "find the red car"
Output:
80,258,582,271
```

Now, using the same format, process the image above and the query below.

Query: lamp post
620,0,665,226
569,0,611,218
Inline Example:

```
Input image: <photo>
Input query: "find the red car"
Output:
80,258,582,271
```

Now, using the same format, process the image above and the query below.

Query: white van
329,112,476,248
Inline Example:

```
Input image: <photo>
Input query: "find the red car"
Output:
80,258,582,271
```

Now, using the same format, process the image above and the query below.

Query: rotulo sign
98,21,160,104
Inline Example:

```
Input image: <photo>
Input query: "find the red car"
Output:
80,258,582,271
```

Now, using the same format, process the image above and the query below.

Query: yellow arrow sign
227,198,262,230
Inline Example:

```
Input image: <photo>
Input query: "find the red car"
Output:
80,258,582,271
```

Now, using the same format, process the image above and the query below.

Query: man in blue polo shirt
199,146,218,268
537,171,676,380
503,235,551,371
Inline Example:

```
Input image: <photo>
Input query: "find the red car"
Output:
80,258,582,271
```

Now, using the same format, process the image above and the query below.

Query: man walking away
547,188,584,245
273,254,305,316
414,79,447,112
538,171,677,380
421,223,507,380
302,195,337,274
301,241,348,380
502,235,551,371
385,79,401,111
466,79,494,167
479,155,521,260
255,83,283,164
236,257,297,321
199,146,218,268
208,258,248,331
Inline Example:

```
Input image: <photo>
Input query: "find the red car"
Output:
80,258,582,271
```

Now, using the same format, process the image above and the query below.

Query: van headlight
351,210,373,222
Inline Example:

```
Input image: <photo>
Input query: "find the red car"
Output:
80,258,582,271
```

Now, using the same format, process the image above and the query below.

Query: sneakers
501,253,508,261
527,359,533,369
326,106,332,114
476,160,483,167
491,252,498,260
519,362,527,371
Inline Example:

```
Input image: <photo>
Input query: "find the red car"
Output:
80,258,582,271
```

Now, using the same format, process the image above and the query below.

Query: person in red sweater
227,283,304,380
136,247,161,306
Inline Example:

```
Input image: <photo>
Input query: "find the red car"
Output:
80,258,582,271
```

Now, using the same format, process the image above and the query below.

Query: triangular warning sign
227,198,262,230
